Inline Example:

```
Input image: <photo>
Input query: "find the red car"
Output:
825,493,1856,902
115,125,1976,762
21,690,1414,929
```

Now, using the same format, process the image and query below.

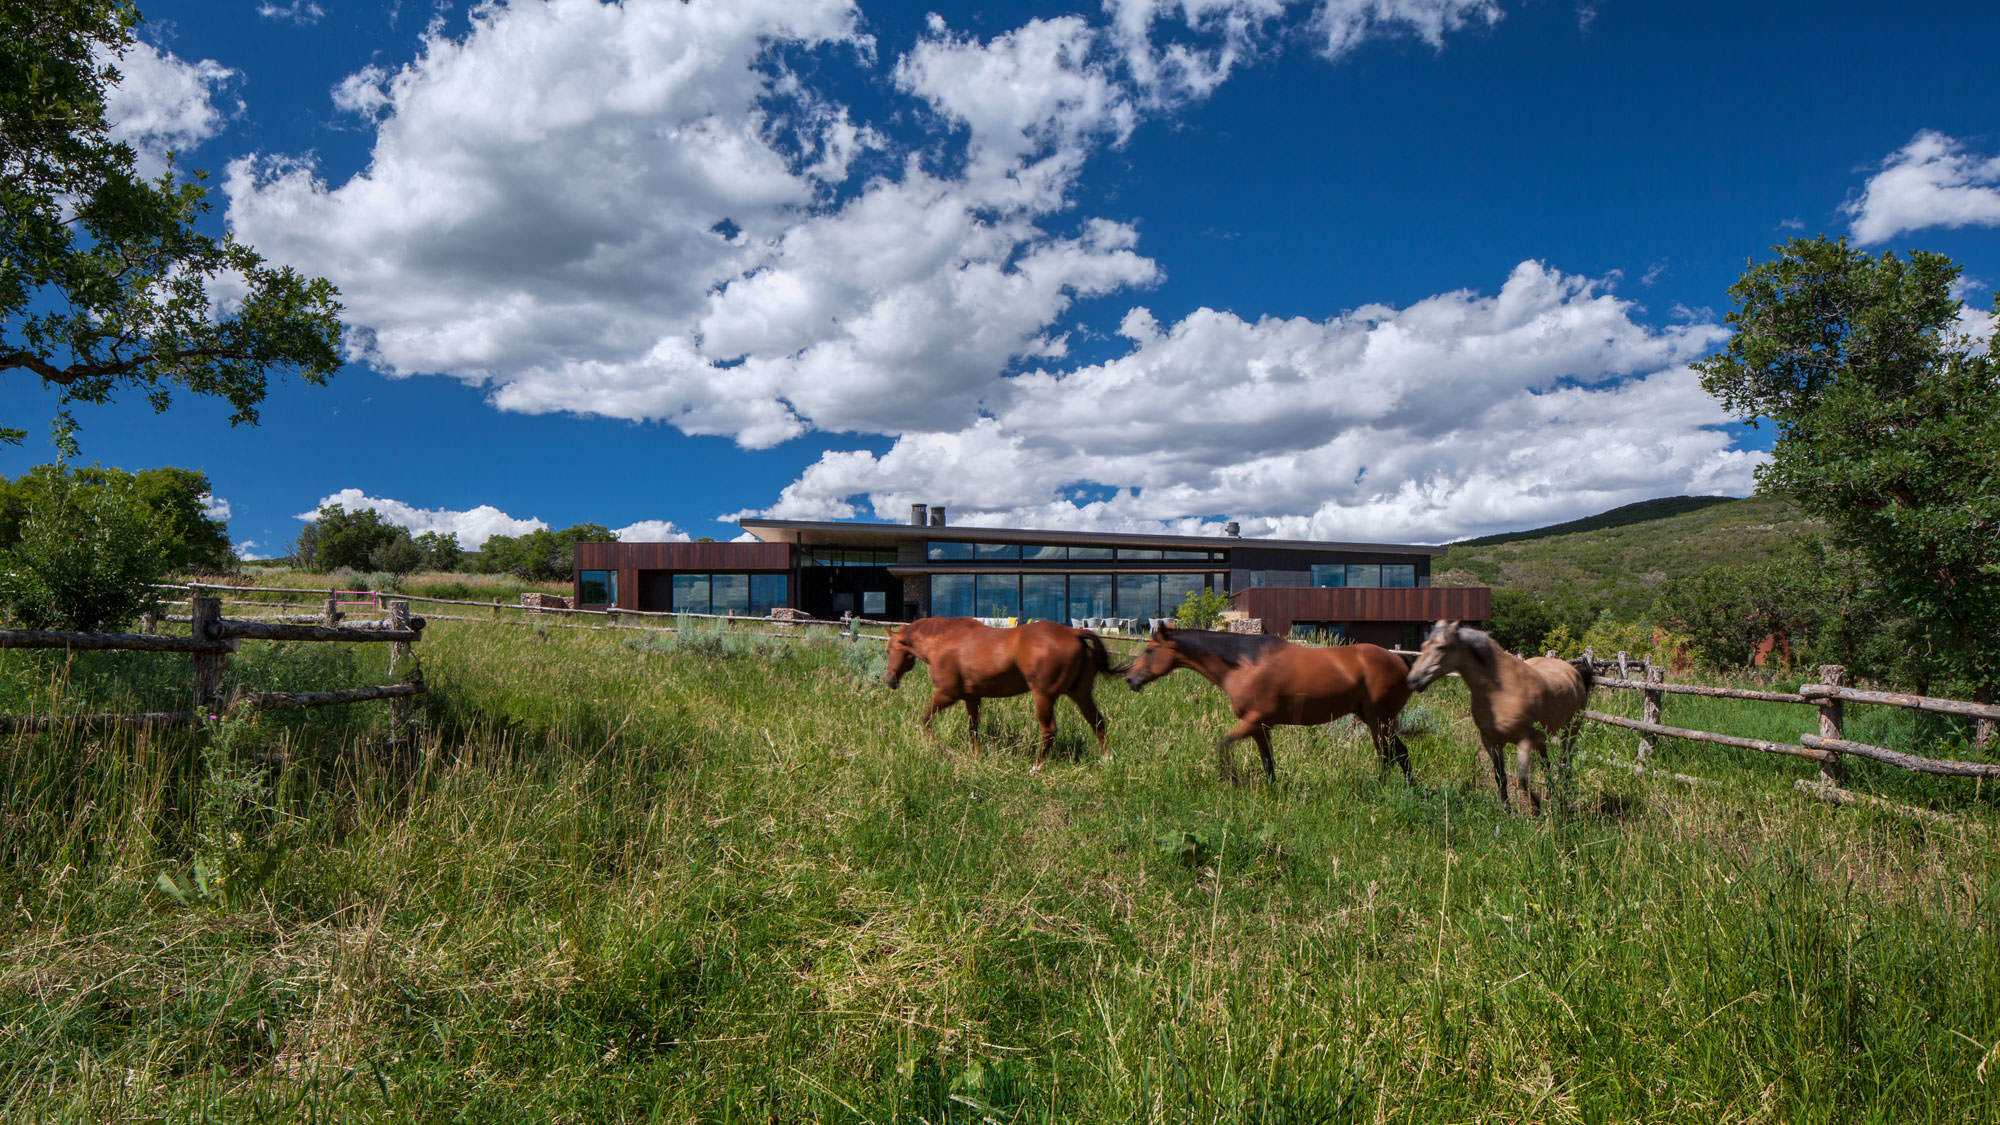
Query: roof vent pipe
929,506,947,526
910,503,928,526
1225,521,1241,537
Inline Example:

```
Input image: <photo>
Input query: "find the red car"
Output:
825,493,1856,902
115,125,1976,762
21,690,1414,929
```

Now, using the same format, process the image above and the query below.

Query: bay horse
1123,624,1414,783
1404,620,1594,813
884,617,1120,771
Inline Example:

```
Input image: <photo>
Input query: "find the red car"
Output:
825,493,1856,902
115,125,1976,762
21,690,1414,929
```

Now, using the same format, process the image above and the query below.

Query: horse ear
1152,622,1172,640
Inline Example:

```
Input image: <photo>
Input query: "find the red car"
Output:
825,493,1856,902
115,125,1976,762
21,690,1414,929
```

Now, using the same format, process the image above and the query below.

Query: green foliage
1454,495,1740,548
0,462,231,572
474,523,615,582
414,530,461,572
0,462,171,629
1435,494,1823,621
300,503,403,573
1,0,343,453
1485,587,1593,655
1694,237,2000,695
1170,586,1229,629
369,533,422,576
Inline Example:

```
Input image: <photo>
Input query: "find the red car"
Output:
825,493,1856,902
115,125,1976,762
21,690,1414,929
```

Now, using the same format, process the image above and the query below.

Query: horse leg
1217,715,1263,784
919,692,955,743
1070,691,1109,759
1253,726,1277,781
1030,690,1058,773
1368,715,1412,783
1517,737,1542,815
964,697,983,759
1482,738,1510,810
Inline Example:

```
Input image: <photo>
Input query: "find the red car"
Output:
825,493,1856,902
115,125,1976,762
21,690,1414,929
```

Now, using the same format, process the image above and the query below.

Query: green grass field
2,620,1997,1121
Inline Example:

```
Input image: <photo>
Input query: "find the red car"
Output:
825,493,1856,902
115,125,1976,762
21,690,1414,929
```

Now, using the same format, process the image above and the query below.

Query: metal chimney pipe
910,503,928,526
1225,521,1240,537
929,506,947,526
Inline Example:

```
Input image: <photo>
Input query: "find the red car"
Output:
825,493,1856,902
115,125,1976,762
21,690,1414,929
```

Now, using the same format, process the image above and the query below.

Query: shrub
0,466,172,631
1172,588,1230,630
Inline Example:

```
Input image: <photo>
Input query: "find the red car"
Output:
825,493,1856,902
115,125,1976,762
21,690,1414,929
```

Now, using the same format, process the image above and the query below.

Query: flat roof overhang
737,518,1444,557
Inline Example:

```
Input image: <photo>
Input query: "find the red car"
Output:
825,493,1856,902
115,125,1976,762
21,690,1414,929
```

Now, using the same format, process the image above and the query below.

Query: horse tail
1568,656,1597,693
1078,631,1128,680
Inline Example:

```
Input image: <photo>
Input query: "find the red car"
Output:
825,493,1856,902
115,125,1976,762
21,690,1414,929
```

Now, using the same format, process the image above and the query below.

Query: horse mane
1454,625,1498,666
1167,627,1287,666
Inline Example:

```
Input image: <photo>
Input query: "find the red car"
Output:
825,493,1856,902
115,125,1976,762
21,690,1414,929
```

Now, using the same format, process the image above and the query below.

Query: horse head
1124,622,1178,691
884,624,918,688
1406,619,1492,691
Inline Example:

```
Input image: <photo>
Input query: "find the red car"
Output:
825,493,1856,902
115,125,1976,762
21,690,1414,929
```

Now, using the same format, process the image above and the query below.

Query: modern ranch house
574,504,1488,645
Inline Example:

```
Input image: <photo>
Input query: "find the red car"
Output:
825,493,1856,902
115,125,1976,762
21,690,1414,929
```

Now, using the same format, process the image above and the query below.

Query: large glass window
750,574,788,615
1068,574,1113,620
1210,572,1229,592
1161,573,1204,616
1117,574,1160,619
863,591,887,615
1117,547,1163,560
578,569,617,604
1023,543,1068,561
931,574,974,617
1069,546,1113,560
711,573,750,615
974,542,1021,560
1163,549,1210,559
1346,564,1381,588
672,573,710,614
927,541,974,561
1245,570,1267,587
1022,574,1066,621
1383,564,1416,588
1310,563,1346,588
802,546,895,566
975,573,1020,619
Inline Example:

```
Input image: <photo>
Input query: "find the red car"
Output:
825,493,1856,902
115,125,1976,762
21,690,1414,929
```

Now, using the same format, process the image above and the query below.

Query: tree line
290,504,620,583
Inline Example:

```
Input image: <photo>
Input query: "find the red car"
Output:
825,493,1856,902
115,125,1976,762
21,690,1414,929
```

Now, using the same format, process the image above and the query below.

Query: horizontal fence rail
1,593,426,737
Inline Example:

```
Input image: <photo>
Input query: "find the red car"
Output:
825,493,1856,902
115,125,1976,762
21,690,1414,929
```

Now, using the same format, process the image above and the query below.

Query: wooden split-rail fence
0,586,426,735
1551,646,2000,824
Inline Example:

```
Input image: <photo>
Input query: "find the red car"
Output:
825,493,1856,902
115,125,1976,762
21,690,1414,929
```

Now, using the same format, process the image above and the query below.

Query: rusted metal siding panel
1225,586,1490,635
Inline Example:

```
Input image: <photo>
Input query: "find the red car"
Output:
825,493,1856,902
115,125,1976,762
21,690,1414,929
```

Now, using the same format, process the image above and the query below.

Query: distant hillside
1434,494,1824,619
1451,496,1741,548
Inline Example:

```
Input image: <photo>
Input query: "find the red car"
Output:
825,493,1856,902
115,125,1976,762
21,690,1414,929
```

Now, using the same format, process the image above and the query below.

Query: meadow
1,618,1996,1122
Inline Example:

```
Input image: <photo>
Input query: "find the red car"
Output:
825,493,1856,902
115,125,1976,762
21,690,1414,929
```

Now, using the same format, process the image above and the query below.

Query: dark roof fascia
737,518,1444,557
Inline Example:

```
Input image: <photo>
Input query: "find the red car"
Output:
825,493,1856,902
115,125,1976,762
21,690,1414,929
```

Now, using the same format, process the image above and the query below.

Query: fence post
1816,665,1846,786
847,615,858,645
606,608,619,628
323,590,341,627
141,609,157,635
388,599,416,733
190,594,225,718
1616,650,1630,679
492,598,501,620
1637,665,1665,760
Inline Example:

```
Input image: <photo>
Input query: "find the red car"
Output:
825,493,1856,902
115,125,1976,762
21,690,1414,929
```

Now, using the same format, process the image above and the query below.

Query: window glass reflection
1382,564,1416,588
931,574,974,617
1346,564,1381,588
673,574,710,614
1068,574,1113,619
1022,574,1066,621
975,573,1020,619
712,573,749,614
1310,564,1345,588
1117,574,1160,619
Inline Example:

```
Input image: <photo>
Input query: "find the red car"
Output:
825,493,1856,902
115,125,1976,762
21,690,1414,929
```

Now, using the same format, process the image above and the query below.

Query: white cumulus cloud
614,519,691,542
199,492,232,521
736,261,1761,542
1845,130,2000,244
99,38,237,178
300,489,548,549
257,0,327,26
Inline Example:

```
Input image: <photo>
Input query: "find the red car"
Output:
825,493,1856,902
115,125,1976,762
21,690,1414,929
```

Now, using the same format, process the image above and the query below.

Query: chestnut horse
1405,620,1594,813
884,617,1120,770
1123,624,1414,783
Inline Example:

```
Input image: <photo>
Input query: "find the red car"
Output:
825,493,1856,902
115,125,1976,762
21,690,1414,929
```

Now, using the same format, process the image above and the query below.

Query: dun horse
884,618,1120,770
1123,625,1414,783
1404,620,1594,813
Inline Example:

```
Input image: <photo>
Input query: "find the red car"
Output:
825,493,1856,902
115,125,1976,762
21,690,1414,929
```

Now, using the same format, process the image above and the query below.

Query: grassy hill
1435,493,1824,619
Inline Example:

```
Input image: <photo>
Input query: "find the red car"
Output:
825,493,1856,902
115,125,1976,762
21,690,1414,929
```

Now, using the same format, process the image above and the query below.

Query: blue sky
7,0,1998,556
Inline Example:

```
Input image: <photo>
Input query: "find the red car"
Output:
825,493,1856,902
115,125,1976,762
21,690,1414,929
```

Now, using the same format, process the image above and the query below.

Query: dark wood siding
1228,586,1490,636
575,542,791,571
